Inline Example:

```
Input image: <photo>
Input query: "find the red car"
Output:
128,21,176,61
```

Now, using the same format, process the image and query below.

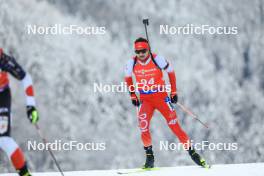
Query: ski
117,167,160,175
203,163,212,169
201,159,212,169
117,165,210,175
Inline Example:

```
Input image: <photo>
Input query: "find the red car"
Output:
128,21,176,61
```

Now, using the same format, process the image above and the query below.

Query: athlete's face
135,49,149,61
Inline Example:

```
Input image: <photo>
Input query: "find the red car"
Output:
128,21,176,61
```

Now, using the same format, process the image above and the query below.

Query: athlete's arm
0,53,26,80
0,52,39,123
154,55,178,103
124,58,140,106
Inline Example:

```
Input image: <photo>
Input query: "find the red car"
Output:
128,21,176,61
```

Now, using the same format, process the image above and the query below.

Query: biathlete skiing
124,34,209,169
0,48,39,176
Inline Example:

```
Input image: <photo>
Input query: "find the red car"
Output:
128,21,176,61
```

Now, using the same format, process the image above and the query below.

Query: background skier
0,48,39,176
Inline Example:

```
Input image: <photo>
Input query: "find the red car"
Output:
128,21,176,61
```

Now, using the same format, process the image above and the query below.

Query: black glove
130,93,140,107
170,94,178,104
27,106,39,124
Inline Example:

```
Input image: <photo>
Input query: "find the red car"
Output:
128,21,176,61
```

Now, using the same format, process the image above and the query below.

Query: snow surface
1,0,264,172
1,163,263,176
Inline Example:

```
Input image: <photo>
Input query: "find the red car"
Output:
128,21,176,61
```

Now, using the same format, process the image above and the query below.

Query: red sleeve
168,71,177,95
125,76,135,94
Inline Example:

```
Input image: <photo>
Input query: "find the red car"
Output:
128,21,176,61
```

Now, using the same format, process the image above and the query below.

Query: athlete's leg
0,137,25,169
137,99,155,168
137,100,155,147
155,96,190,148
0,88,31,176
154,96,209,166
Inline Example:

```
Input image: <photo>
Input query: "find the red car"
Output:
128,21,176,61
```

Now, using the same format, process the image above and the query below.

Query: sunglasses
135,49,148,54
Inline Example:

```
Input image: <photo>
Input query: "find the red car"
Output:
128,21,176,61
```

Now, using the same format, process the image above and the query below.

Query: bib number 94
141,78,154,85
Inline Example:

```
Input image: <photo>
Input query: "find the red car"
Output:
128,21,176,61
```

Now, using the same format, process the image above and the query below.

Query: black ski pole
176,102,209,129
142,19,151,49
170,102,209,129
35,124,65,176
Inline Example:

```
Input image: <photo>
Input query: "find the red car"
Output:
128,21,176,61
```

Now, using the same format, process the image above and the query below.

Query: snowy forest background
0,0,264,173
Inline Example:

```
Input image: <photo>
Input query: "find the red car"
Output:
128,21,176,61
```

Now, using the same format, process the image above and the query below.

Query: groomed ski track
1,163,263,176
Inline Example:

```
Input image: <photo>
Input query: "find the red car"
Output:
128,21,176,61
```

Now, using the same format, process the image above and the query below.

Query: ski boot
143,146,154,169
17,164,32,176
188,148,210,168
